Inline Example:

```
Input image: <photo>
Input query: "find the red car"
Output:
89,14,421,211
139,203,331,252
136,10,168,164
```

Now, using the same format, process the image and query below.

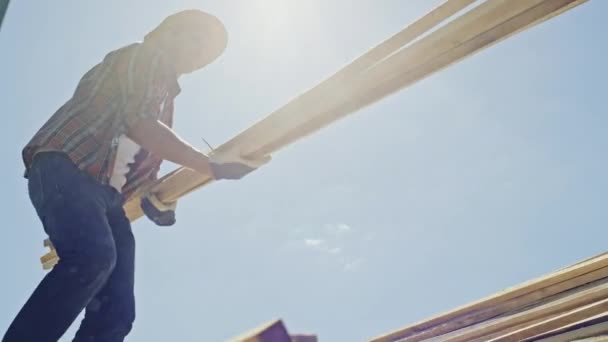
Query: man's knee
88,291,135,325
75,292,135,341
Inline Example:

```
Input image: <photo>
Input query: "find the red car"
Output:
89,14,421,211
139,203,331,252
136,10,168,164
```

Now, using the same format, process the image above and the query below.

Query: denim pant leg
73,203,136,342
2,153,118,342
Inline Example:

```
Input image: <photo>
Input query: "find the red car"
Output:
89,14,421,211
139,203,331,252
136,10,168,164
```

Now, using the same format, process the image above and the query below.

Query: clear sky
1,1,606,341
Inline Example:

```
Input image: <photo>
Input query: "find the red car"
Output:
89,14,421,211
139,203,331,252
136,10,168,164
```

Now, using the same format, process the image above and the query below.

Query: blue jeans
3,152,136,342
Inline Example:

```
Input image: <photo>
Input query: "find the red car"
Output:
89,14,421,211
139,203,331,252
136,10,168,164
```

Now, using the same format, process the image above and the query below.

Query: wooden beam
210,0,484,158
479,310,576,342
121,0,481,221
333,0,479,75
263,0,589,165
356,0,557,88
526,314,608,341
489,300,608,341
123,0,588,223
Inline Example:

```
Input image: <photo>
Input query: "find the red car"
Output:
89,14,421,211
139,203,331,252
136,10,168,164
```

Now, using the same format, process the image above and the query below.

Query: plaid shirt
22,42,181,200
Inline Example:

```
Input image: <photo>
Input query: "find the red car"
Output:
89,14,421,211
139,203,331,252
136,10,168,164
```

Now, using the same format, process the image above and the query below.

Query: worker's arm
127,117,212,176
127,116,270,180
128,117,205,227
128,116,269,226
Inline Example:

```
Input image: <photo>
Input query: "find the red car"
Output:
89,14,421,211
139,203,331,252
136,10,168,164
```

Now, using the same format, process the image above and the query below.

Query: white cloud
288,223,364,272
304,238,324,247
325,223,353,234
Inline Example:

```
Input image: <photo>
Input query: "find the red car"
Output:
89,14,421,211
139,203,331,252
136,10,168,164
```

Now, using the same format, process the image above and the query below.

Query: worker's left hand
208,150,270,180
140,192,177,226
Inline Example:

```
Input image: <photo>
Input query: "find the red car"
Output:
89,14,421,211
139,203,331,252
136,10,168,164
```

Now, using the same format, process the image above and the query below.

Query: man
3,9,267,342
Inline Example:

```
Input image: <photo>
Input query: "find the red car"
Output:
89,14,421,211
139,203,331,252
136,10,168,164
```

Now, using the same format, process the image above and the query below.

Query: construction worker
3,9,268,342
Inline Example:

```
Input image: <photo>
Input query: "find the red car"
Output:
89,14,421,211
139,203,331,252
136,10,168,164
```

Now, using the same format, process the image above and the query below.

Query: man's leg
2,153,118,342
73,203,136,342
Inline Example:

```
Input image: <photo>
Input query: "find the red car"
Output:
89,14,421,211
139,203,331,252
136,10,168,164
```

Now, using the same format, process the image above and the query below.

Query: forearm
127,118,212,176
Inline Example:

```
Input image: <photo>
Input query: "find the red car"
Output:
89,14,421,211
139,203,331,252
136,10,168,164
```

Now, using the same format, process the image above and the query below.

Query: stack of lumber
40,0,590,275
369,252,608,342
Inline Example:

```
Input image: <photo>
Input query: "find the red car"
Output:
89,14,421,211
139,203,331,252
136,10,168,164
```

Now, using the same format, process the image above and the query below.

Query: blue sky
1,1,606,341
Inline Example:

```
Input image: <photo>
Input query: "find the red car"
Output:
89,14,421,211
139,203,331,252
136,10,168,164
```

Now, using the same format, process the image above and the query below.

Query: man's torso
23,42,180,200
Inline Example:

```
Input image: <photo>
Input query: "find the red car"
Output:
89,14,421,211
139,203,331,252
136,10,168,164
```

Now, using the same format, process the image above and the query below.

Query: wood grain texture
489,300,608,341
526,314,608,341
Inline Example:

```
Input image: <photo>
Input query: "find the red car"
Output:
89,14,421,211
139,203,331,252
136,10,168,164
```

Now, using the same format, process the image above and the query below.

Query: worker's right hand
208,150,270,180
140,193,177,226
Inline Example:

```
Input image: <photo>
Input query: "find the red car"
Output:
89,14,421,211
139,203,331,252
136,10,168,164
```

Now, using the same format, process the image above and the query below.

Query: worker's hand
140,193,177,226
208,150,270,180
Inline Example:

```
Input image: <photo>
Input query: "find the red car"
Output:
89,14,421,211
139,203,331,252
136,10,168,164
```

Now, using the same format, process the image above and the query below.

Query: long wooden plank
124,0,585,222
527,314,608,341
489,300,608,341
204,0,488,158
354,0,553,93
230,0,558,158
480,307,608,341
431,281,608,342
369,251,606,342
122,0,482,221
259,0,589,165
475,310,576,342
219,0,542,156
294,0,480,80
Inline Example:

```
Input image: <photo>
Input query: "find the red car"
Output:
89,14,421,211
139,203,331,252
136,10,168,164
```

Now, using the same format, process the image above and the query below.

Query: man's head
145,9,228,75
